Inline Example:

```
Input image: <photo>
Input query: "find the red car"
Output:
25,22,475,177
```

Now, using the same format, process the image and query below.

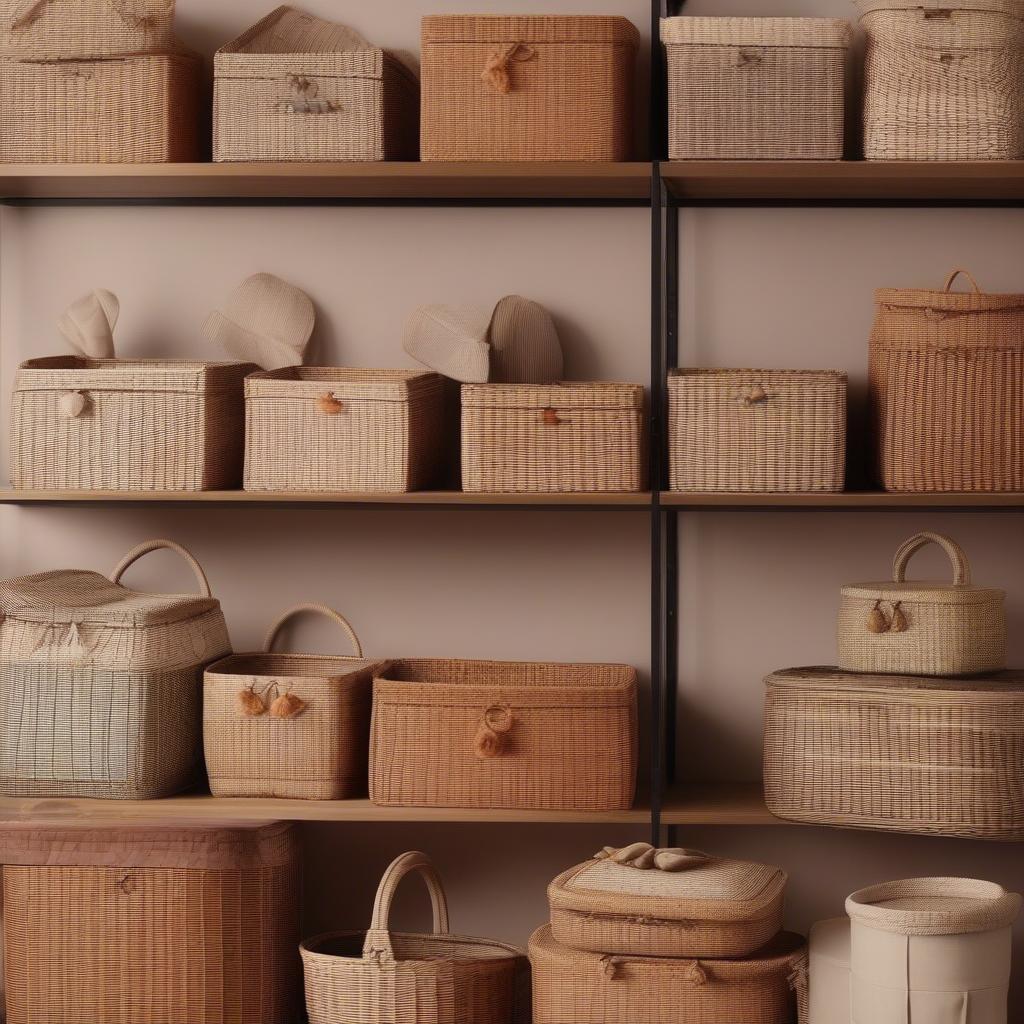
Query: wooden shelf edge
662,491,1024,509
663,782,791,826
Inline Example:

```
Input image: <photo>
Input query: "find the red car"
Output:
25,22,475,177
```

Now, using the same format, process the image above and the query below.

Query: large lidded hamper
214,6,419,163
0,821,301,1024
869,269,1024,493
0,539,230,799
302,851,530,1024
856,0,1024,161
420,15,639,162
763,666,1024,839
370,659,638,811
669,369,846,493
661,17,850,160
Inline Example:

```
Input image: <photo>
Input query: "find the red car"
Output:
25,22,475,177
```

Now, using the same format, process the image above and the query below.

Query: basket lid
246,366,439,402
875,268,1024,315
460,382,645,412
854,0,1024,21
765,665,1024,695
661,16,852,48
422,14,639,46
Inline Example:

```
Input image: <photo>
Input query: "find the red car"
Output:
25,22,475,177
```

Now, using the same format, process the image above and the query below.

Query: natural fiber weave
11,357,254,491
244,367,446,493
530,925,806,1024
0,821,301,1024
370,659,638,811
856,0,1024,160
662,17,849,160
763,666,1024,840
869,269,1024,492
668,369,846,493
421,15,638,162
301,851,529,1024
461,383,646,493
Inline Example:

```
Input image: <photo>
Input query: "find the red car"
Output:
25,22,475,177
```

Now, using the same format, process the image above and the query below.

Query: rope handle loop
943,268,981,294
110,539,211,598
263,603,362,657
892,531,970,587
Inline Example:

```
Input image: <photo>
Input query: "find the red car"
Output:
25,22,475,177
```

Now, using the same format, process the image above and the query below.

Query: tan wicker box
421,15,639,162
0,821,301,1024
370,658,638,811
669,369,846,493
214,6,419,163
662,17,850,160
244,367,446,494
0,50,201,163
462,383,646,493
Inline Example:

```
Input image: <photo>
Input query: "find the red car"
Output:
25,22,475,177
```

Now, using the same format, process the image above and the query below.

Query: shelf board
663,782,789,826
662,491,1024,510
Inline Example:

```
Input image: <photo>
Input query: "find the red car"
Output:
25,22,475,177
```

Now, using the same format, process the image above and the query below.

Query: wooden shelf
662,491,1024,510
663,782,789,826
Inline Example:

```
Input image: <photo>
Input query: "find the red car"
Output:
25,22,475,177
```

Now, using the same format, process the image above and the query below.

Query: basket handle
892,532,971,587
263,604,363,657
362,852,451,963
943,268,981,294
110,539,212,598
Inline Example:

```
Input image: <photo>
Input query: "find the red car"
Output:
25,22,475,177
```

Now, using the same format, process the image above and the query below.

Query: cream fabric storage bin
661,17,850,160
214,6,419,163
808,918,851,1024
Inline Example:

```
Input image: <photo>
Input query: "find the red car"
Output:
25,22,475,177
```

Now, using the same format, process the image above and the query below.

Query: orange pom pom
237,688,266,717
269,692,307,719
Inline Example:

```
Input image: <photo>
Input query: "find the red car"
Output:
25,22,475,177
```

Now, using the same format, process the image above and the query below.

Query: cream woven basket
370,658,638,811
808,918,850,1024
0,821,301,1024
0,538,230,800
421,15,639,162
763,666,1024,839
301,851,530,1024
661,17,850,160
837,531,1006,676
856,0,1024,161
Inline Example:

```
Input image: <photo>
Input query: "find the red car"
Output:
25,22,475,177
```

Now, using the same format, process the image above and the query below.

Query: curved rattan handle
263,604,362,657
110,539,212,597
892,532,970,587
943,268,981,294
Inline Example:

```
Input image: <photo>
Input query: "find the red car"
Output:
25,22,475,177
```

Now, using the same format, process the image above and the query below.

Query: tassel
542,408,564,426
687,961,707,987
599,956,620,980
237,688,266,717
474,724,502,759
867,601,889,634
890,602,908,633
62,622,89,662
270,692,307,719
316,392,344,415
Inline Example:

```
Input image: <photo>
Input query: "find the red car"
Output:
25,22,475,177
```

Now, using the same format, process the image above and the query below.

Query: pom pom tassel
270,692,307,719
890,602,908,633
238,688,266,717
867,600,889,634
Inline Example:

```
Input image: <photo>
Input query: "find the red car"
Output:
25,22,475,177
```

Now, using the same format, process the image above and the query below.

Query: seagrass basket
205,604,384,800
669,369,846,493
421,15,639,161
301,851,530,1024
763,666,1024,839
370,658,638,811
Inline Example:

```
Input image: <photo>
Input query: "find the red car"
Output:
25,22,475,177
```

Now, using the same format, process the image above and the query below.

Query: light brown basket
0,820,301,1024
668,369,846,493
661,17,850,160
214,6,419,163
461,383,646,493
763,666,1024,840
869,268,1024,493
420,15,639,162
370,658,638,811
301,851,530,1024
856,0,1024,160
244,367,447,494
11,357,254,491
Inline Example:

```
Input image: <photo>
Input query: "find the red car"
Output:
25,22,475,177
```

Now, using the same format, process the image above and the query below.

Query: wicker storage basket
763,666,1024,839
244,367,446,493
0,538,229,800
301,851,530,1024
856,0,1024,161
420,15,639,162
661,17,850,160
547,844,787,959
837,531,1006,677
214,6,419,163
808,918,850,1024
370,658,638,811
530,925,806,1024
11,357,254,491
668,369,846,493
869,269,1024,493
205,604,384,800
0,820,301,1024
461,383,646,493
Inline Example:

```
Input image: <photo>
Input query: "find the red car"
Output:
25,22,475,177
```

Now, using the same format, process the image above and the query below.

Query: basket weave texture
370,658,638,811
662,17,849,160
763,666,1024,840
420,15,638,161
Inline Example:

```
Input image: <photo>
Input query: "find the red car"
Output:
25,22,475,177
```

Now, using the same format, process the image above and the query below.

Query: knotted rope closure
316,392,345,415
279,75,338,115
474,703,514,759
594,843,712,873
598,955,622,980
481,42,536,94
58,391,88,419
738,384,769,407
686,961,708,987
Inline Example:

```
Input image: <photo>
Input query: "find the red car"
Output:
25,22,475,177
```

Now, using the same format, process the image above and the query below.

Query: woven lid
246,366,440,402
876,268,1024,315
766,665,1024,695
661,16,851,47
855,0,1024,20
461,382,644,411
422,15,639,46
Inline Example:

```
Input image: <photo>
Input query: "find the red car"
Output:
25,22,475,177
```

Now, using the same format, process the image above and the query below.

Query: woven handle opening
943,268,982,295
263,603,362,657
891,531,971,587
110,539,212,597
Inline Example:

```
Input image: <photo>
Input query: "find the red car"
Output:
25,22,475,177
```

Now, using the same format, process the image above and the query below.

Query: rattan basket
370,658,638,811
763,666,1024,839
668,369,846,493
869,269,1024,493
856,0,1024,160
661,17,850,160
301,851,530,1024
421,15,639,162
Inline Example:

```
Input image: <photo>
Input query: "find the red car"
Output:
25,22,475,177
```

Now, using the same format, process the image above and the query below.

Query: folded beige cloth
58,288,119,359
